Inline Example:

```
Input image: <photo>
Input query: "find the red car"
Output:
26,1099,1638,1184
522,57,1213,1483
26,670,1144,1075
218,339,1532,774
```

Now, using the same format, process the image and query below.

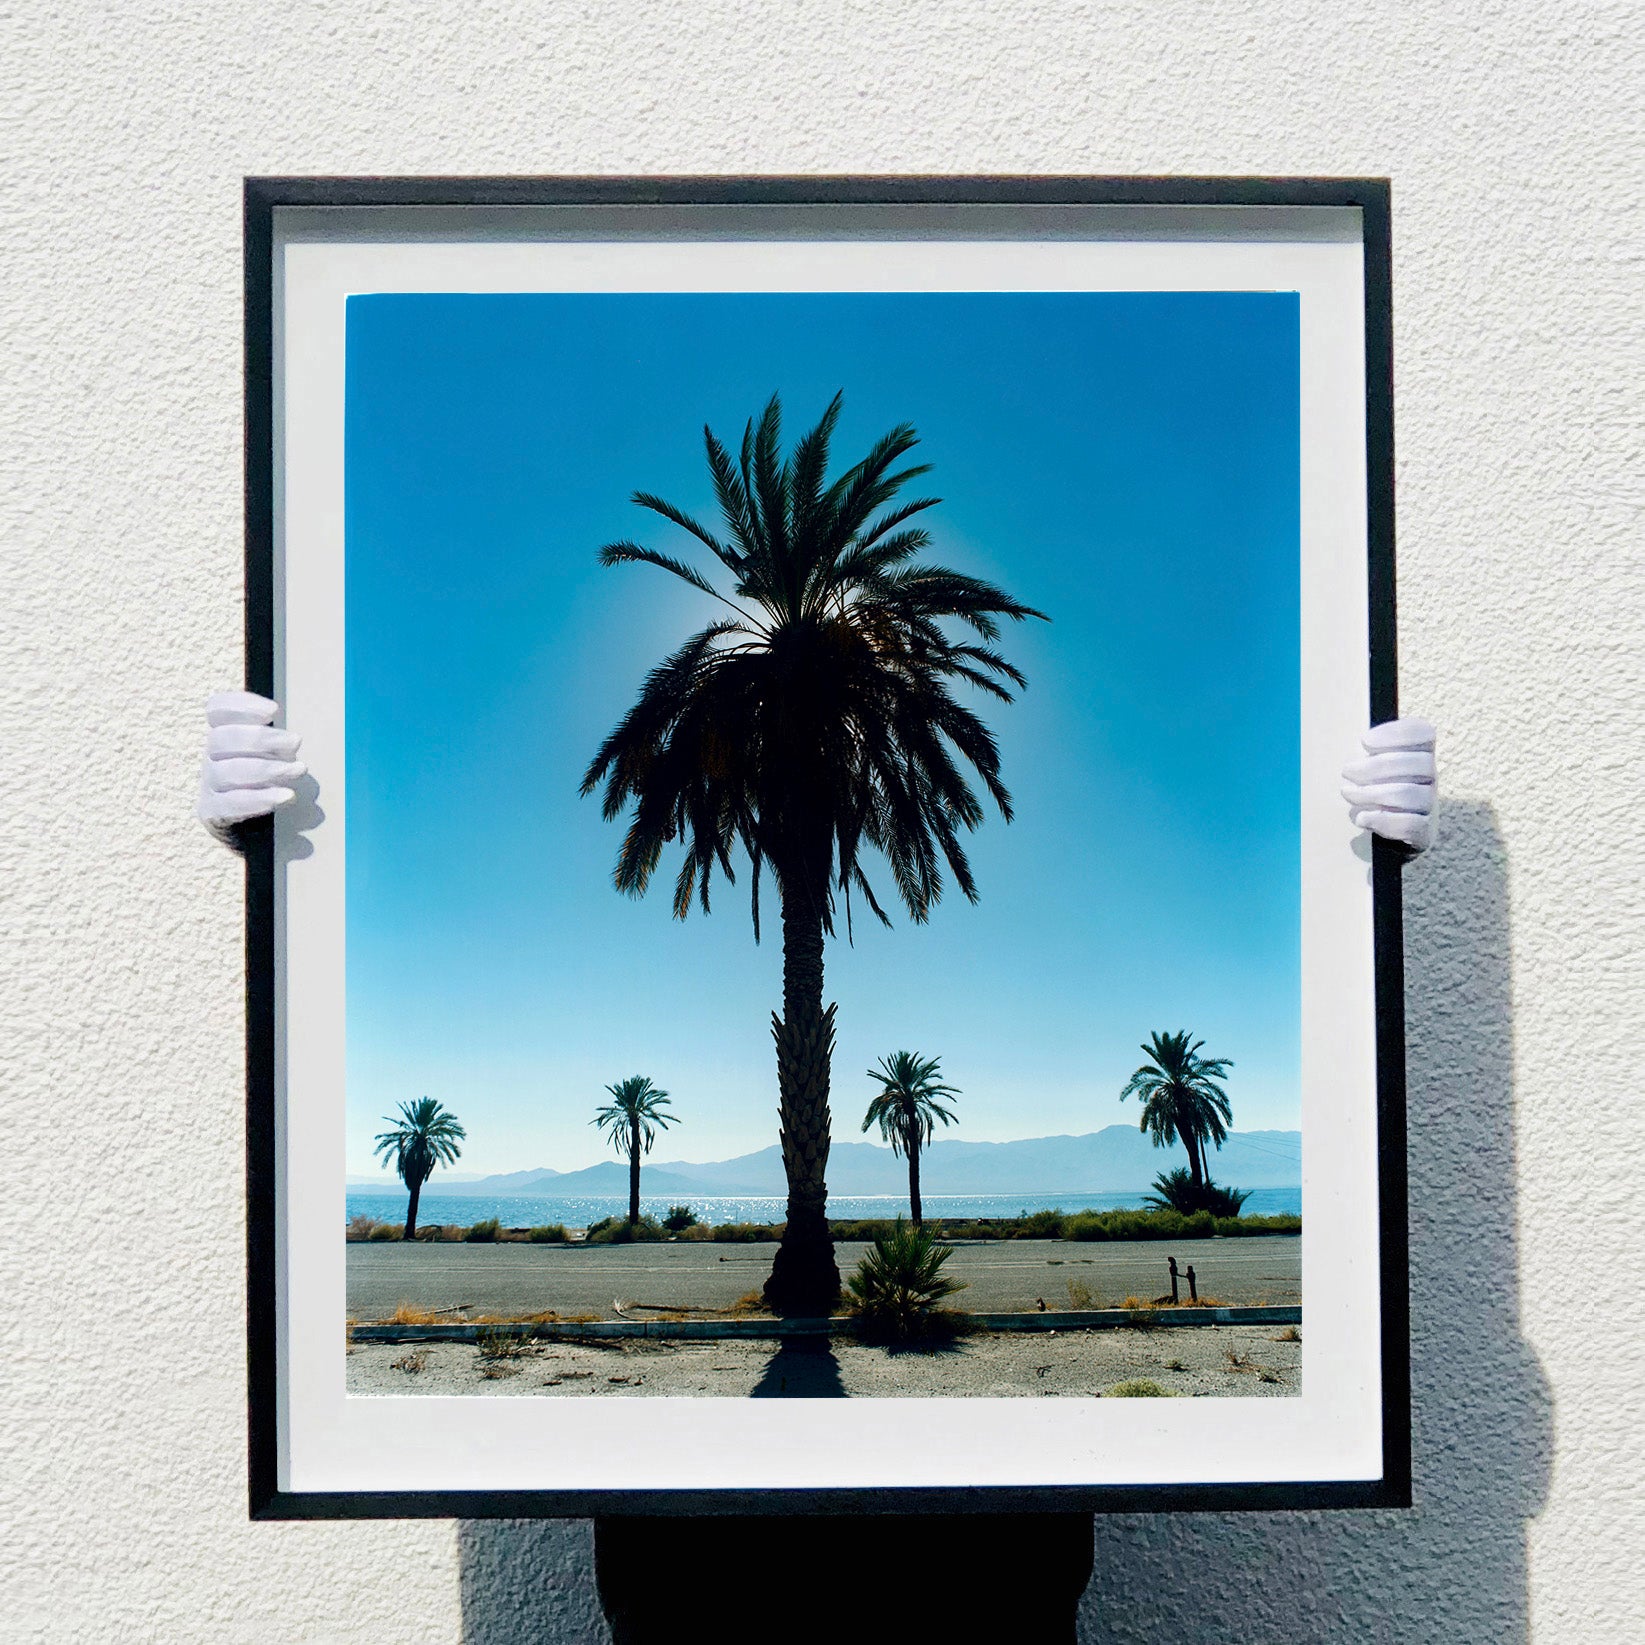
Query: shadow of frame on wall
1081,797,1553,1643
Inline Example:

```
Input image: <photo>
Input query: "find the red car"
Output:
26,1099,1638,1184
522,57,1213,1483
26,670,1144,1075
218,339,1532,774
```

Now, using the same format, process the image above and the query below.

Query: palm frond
582,392,1047,937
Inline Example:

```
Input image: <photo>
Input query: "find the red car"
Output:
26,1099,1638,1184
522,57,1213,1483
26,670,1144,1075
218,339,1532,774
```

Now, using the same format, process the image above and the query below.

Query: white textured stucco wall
3,3,1640,1640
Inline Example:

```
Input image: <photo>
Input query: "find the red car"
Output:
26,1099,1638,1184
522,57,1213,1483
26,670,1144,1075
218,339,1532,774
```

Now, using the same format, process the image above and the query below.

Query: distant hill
351,1126,1299,1200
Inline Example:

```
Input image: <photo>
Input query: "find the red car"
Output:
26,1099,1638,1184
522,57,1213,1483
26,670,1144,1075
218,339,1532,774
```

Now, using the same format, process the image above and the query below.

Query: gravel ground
345,1324,1301,1398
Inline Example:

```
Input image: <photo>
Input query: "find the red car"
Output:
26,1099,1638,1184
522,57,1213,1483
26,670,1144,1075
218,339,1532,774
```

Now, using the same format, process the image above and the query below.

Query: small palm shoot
862,1050,960,1226
845,1217,968,1342
1144,1166,1251,1219
592,1076,678,1226
373,1097,466,1240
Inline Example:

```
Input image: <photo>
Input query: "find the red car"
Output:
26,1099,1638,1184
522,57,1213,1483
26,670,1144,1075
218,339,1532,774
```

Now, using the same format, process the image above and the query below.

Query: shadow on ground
750,1336,848,1397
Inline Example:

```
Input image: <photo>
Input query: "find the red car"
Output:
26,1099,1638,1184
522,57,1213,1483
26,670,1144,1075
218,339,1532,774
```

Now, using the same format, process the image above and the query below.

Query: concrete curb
351,1305,1301,1344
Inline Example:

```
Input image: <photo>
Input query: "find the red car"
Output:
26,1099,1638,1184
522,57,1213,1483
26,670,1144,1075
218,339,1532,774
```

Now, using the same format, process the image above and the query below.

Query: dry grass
1118,1296,1163,1330
1224,1348,1288,1385
390,1349,429,1374
480,1362,521,1380
382,1304,447,1325
1273,1324,1302,1342
1121,1293,1226,1311
727,1291,772,1317
469,1310,600,1326
476,1325,534,1362
1065,1279,1099,1311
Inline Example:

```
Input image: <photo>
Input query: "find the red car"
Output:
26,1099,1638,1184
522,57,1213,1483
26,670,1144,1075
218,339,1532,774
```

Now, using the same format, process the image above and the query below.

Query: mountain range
348,1125,1300,1198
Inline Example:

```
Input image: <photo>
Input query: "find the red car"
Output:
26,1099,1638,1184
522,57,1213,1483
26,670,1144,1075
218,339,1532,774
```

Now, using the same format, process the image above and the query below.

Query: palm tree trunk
1178,1115,1204,1187
403,1176,422,1240
628,1117,641,1226
909,1142,923,1228
763,882,840,1315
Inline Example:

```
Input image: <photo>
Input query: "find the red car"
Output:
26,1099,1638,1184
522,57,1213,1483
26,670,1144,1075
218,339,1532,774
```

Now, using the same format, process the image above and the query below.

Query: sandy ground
345,1323,1301,1399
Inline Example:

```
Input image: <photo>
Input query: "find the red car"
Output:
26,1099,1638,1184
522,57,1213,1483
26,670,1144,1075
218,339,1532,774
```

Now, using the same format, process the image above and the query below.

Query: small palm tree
1119,1030,1234,1187
862,1050,960,1226
592,1076,677,1226
582,392,1044,1312
846,1217,967,1341
373,1097,466,1240
1145,1166,1252,1219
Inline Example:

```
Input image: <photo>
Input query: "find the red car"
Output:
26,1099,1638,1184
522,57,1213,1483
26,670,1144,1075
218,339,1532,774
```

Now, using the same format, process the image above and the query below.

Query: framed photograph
245,175,1408,1517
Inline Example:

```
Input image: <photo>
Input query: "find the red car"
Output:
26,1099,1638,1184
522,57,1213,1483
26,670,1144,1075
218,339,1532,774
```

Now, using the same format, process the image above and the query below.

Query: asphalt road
346,1236,1300,1319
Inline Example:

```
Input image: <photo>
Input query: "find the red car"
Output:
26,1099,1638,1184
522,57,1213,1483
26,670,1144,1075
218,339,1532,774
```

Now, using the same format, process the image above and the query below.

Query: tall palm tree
861,1050,961,1226
373,1097,466,1240
592,1076,678,1226
1119,1030,1234,1187
582,392,1044,1312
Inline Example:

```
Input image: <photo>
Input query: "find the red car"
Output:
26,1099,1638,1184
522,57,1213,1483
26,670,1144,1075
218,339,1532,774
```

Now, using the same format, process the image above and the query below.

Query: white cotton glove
1341,717,1437,852
196,691,306,836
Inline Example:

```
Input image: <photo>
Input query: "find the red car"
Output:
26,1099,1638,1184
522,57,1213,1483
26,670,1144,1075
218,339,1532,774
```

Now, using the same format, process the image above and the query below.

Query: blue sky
344,290,1299,1176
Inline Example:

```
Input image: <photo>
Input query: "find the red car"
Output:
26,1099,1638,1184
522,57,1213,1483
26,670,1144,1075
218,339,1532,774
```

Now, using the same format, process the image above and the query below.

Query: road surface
346,1236,1300,1319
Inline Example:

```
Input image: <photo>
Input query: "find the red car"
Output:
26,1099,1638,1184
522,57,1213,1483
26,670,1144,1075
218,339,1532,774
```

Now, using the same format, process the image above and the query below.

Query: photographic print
251,180,1406,1512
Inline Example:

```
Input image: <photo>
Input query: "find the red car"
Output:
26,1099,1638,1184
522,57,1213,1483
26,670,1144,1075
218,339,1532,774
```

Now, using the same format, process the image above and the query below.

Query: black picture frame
243,174,1409,1520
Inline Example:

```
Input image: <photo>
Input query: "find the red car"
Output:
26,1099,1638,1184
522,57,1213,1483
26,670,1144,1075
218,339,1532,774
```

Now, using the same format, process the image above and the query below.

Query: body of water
346,1185,1302,1230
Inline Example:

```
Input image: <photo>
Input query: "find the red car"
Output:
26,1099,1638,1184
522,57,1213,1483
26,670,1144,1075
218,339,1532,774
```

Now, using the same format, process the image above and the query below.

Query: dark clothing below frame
596,1513,1094,1643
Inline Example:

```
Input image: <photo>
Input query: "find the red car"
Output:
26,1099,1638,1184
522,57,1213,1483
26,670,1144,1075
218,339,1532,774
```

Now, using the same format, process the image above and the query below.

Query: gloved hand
1341,717,1437,852
196,691,1438,856
196,691,306,837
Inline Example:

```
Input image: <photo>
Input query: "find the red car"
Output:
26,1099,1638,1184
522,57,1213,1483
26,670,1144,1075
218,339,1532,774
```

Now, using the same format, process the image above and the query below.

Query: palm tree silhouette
582,392,1044,1312
1119,1030,1234,1187
373,1097,466,1240
862,1050,961,1226
592,1076,677,1226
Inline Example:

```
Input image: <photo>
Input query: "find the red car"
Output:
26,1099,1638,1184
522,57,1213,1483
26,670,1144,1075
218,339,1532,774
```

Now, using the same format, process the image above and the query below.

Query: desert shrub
707,1221,783,1243
465,1218,502,1243
390,1349,429,1374
845,1218,968,1341
930,1219,1004,1241
476,1325,530,1361
347,1213,377,1241
663,1205,697,1232
1106,1378,1177,1397
414,1222,449,1242
1061,1208,1216,1242
585,1215,666,1245
1065,1278,1099,1310
1009,1208,1067,1239
676,1222,717,1241
367,1222,404,1241
1215,1213,1301,1236
526,1224,569,1244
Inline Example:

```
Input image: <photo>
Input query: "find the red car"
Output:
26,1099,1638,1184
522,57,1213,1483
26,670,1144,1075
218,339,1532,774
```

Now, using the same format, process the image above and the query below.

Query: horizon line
346,1123,1302,1181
